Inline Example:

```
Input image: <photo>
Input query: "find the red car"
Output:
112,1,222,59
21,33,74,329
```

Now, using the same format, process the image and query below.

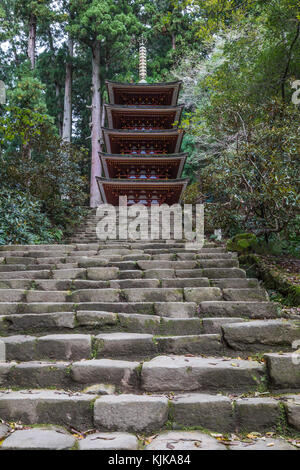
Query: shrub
0,187,63,245
227,233,258,254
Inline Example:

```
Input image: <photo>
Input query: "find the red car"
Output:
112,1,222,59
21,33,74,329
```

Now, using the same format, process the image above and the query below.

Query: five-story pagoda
97,41,189,206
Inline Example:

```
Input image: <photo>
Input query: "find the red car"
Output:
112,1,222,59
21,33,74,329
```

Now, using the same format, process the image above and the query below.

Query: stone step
141,355,265,393
145,431,298,450
0,311,203,335
161,278,210,288
0,389,299,435
122,288,184,302
223,288,268,302
1,332,224,361
0,390,95,430
137,260,197,270
0,359,140,391
264,353,300,390
199,301,280,319
0,300,198,317
211,278,259,288
0,270,52,279
222,319,300,351
0,312,76,333
0,426,77,450
109,279,160,289
202,317,248,334
197,259,239,268
0,245,75,252
143,247,226,254
202,268,246,278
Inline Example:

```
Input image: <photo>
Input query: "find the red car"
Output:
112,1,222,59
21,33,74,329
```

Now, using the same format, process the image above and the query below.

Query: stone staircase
0,210,299,450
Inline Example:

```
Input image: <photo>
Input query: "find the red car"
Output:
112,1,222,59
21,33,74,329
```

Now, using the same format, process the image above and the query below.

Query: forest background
0,0,299,274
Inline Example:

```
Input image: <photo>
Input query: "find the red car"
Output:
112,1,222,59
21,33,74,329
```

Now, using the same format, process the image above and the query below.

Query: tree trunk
90,40,102,207
62,37,73,142
28,14,37,69
55,82,63,137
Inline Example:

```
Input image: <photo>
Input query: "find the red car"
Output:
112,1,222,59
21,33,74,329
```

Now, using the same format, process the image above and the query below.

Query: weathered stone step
202,268,246,278
161,278,210,288
146,431,298,450
197,259,239,268
0,426,77,450
0,270,52,280
202,317,247,334
70,287,186,303
171,394,300,435
199,301,280,319
0,245,75,252
137,260,197,270
0,312,76,332
1,332,223,361
0,390,95,430
151,253,236,261
0,359,140,391
0,311,202,335
0,390,299,435
143,247,227,254
222,320,300,351
223,288,268,302
0,300,197,317
211,278,259,288
141,355,264,393
264,353,300,390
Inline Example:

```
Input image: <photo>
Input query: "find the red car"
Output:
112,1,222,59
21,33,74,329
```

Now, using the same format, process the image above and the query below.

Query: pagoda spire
138,38,147,83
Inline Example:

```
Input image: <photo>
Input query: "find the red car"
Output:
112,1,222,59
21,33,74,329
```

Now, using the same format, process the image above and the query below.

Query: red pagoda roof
99,152,187,179
104,104,183,130
106,80,182,106
97,176,188,206
102,128,184,155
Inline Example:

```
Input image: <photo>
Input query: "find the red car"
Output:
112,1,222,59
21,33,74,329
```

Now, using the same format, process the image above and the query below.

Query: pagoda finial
139,37,147,83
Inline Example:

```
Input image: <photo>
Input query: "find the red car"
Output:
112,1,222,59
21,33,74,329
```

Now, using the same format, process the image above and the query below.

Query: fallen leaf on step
167,442,175,449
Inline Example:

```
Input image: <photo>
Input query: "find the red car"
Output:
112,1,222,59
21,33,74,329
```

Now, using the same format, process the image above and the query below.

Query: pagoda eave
96,176,188,206
104,104,184,130
99,152,187,179
106,80,182,106
102,128,184,154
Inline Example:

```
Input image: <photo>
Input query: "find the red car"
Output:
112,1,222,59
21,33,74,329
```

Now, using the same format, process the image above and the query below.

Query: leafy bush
0,187,63,245
182,182,203,204
0,105,89,241
227,233,258,254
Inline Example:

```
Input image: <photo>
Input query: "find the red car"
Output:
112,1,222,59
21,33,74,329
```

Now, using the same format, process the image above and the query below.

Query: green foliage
175,1,300,244
0,187,62,245
0,104,88,240
227,233,258,254
182,182,203,204
239,253,300,307
8,75,49,114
